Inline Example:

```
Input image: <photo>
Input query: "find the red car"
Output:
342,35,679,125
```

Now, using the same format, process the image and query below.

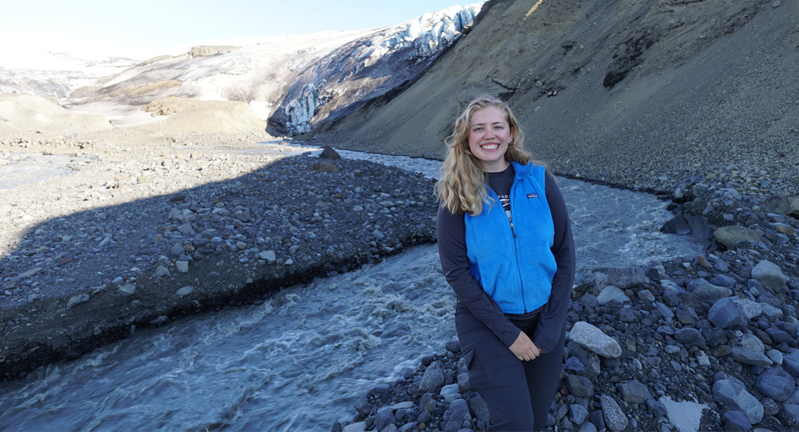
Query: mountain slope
307,0,798,194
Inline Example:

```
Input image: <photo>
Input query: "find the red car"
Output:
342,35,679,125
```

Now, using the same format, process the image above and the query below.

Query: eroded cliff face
307,0,798,192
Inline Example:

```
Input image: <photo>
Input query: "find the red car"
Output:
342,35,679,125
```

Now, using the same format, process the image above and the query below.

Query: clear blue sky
1,0,476,55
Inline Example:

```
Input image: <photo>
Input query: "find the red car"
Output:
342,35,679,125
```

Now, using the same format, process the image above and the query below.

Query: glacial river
0,146,706,431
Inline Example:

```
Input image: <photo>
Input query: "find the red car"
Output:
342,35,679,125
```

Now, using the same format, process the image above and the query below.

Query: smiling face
467,105,514,173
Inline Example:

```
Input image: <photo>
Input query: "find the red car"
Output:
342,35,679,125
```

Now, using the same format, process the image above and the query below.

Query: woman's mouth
480,143,499,150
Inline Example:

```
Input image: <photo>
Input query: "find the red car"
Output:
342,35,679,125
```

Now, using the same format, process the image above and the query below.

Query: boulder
713,226,763,247
708,297,746,329
751,260,789,293
569,322,622,358
713,378,764,424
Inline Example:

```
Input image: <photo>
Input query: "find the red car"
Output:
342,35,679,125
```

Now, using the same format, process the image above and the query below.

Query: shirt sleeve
436,205,521,348
532,172,576,353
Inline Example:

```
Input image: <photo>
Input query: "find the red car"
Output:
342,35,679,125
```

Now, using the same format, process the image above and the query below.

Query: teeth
481,144,498,149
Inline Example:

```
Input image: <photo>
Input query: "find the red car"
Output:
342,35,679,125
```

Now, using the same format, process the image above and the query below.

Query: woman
435,95,575,431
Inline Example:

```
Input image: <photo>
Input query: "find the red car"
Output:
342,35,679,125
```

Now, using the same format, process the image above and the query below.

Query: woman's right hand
509,330,541,361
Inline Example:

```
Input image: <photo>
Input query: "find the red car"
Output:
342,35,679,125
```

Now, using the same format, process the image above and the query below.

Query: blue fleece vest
464,161,557,314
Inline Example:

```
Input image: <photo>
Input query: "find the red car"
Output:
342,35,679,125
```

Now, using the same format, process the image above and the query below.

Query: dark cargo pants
457,306,565,432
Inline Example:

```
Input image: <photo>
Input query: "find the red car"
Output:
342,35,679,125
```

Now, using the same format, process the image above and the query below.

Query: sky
0,0,476,59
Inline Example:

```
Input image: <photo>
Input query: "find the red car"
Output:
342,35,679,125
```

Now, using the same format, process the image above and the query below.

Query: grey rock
674,327,706,347
766,349,783,365
738,334,765,353
606,267,646,289
570,321,622,358
766,327,793,344
578,421,598,432
597,285,629,304
176,286,194,297
372,229,385,239
258,250,276,263
655,302,675,320
567,344,602,378
343,422,366,432
67,293,90,309
176,260,189,273
600,395,629,431
375,407,396,432
710,274,736,288
118,284,136,296
310,161,340,173
730,348,773,367
751,260,788,293
783,349,799,377
565,373,594,398
442,399,470,432
319,146,341,159
755,367,795,402
469,395,490,423
713,378,764,424
419,361,445,394
637,289,655,302
713,226,763,247
570,404,589,425
759,303,784,320
786,388,799,423
732,298,762,320
178,223,195,235
722,411,752,431
620,380,652,404
708,297,746,329
152,265,170,278
689,279,731,303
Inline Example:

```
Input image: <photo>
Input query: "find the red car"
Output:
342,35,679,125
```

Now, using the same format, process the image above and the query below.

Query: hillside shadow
0,152,438,381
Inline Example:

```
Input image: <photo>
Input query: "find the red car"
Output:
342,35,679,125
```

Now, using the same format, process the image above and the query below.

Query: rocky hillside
307,0,798,195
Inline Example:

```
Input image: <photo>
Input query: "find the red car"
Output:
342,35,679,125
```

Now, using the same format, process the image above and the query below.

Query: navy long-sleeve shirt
436,165,575,353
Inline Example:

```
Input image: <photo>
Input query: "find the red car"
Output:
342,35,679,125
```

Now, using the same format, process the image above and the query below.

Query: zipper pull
510,221,518,238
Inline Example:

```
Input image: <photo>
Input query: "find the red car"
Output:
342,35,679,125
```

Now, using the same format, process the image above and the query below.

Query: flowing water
0,146,706,431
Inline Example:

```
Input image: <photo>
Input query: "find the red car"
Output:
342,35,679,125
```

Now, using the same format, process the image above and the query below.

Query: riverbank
335,169,799,432
0,136,438,380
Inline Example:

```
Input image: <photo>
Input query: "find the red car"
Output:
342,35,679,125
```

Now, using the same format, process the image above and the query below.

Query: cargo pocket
461,348,486,391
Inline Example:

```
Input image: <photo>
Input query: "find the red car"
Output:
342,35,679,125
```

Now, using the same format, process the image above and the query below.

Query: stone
689,279,731,303
152,265,170,278
67,293,90,309
600,395,629,431
655,302,675,320
620,380,652,404
319,146,341,159
674,327,706,347
178,223,195,235
637,290,655,302
569,322,622,358
176,260,189,273
570,404,589,425
751,260,788,293
176,286,194,297
375,407,396,432
783,349,799,377
567,344,602,378
786,388,799,423
730,348,773,368
738,334,765,353
660,397,707,432
722,411,752,431
731,299,762,320
258,250,277,263
578,421,598,432
343,422,366,432
565,373,594,398
310,161,340,173
713,378,764,424
419,361,445,394
766,327,792,344
755,367,795,402
469,395,490,423
708,297,746,329
118,284,136,296
597,285,629,304
766,349,783,365
713,226,763,247
606,267,646,288
442,399,470,432
710,274,736,288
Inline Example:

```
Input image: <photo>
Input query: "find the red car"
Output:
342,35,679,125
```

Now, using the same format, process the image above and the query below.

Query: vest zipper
508,182,527,313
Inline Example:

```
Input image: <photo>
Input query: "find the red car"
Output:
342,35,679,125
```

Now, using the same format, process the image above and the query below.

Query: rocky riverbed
0,136,438,380
334,168,799,432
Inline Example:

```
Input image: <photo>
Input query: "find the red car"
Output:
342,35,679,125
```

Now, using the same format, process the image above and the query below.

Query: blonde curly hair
435,95,538,215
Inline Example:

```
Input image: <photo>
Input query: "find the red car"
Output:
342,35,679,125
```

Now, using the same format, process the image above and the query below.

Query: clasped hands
509,330,543,361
